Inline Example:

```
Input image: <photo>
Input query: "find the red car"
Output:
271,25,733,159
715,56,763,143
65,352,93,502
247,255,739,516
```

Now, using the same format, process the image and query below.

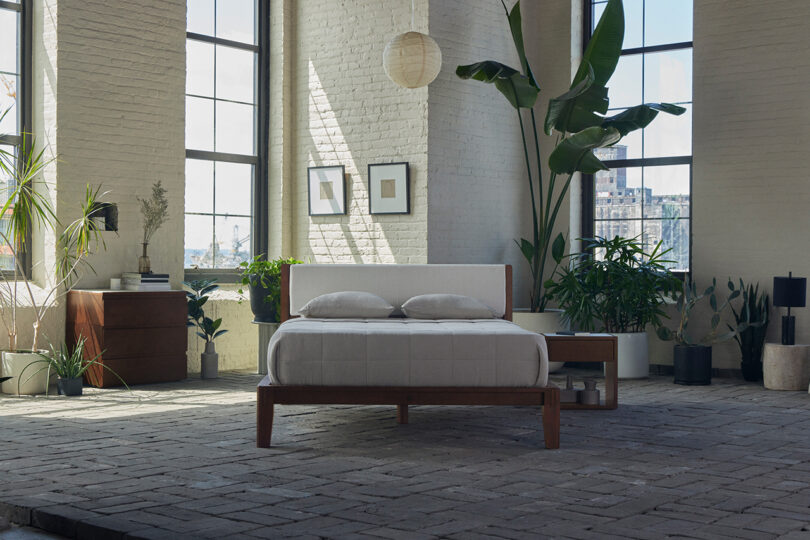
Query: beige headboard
281,264,512,321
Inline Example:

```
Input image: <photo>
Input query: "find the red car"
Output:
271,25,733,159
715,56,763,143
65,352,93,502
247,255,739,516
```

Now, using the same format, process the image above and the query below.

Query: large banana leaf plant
457,0,685,312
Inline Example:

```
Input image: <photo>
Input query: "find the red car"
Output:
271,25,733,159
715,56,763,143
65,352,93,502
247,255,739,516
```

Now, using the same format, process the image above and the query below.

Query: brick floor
0,371,809,539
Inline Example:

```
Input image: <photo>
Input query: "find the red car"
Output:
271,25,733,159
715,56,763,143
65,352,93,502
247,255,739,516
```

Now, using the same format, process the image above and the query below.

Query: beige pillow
401,294,496,319
299,291,395,318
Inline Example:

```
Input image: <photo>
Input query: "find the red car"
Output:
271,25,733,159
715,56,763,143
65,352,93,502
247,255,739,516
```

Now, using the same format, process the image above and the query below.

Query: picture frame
368,162,410,215
308,165,346,216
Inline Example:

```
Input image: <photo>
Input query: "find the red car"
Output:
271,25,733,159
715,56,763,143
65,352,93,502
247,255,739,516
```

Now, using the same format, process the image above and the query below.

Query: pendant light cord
411,0,415,29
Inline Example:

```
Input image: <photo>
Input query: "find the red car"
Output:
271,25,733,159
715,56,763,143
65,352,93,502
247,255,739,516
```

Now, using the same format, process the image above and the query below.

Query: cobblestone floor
1,371,809,539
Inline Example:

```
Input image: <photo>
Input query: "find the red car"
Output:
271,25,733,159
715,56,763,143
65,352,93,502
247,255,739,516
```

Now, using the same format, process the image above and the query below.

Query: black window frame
184,0,269,283
0,0,33,277
580,0,693,275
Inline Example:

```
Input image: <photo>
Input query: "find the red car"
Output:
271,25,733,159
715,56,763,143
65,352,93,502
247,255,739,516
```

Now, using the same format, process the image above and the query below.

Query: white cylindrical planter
512,309,568,372
763,343,810,390
1,350,51,395
614,332,649,379
200,342,219,379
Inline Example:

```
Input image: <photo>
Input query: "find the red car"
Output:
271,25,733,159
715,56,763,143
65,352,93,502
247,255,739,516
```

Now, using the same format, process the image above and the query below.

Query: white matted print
368,162,409,215
308,165,346,216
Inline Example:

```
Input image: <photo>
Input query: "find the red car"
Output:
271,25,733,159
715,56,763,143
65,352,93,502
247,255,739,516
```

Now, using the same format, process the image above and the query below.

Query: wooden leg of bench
397,404,408,424
542,387,560,449
257,386,274,448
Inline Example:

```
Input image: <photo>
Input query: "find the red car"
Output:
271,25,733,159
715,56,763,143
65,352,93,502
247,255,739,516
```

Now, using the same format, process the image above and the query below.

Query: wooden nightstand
66,290,188,387
544,333,618,410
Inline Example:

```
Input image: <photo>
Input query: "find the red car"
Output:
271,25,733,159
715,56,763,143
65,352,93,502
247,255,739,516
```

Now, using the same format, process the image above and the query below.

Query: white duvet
267,318,549,387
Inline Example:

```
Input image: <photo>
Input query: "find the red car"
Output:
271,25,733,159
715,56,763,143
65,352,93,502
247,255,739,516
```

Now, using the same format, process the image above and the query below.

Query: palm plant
456,0,685,311
0,108,110,351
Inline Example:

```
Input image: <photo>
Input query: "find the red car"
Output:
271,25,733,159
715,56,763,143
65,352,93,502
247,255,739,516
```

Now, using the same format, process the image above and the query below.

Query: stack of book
122,272,171,291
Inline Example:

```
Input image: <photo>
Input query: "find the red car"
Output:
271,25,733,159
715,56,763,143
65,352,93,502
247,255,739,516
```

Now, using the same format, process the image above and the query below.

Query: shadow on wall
305,59,401,264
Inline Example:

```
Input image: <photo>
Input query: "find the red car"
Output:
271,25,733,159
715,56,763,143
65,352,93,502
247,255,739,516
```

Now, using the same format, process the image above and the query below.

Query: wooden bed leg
257,384,274,448
542,387,560,449
397,404,408,424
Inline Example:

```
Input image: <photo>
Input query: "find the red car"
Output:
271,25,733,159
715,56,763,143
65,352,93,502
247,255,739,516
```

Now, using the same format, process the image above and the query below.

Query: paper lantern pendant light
383,31,442,88
383,0,441,89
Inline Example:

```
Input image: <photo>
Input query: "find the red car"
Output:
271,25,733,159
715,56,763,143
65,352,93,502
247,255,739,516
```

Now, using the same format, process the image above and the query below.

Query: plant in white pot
184,279,227,379
455,0,685,367
0,114,110,394
546,236,681,379
657,278,747,386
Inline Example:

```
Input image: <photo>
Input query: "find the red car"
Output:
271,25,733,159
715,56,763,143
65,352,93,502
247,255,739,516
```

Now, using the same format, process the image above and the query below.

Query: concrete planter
1,350,51,395
614,332,649,379
201,341,219,379
512,309,568,372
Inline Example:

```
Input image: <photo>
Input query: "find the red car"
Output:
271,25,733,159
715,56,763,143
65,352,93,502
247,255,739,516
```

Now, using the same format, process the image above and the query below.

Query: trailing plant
0,108,111,350
456,0,685,312
729,279,769,364
137,180,169,244
238,255,302,319
17,337,129,395
545,235,681,333
183,279,227,344
657,278,746,346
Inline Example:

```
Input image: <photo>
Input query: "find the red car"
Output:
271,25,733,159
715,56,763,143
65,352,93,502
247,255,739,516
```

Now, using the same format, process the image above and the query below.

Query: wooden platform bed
257,264,561,449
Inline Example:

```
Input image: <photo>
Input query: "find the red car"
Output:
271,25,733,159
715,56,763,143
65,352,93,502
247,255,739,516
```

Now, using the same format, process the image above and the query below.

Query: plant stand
763,343,810,390
253,321,280,375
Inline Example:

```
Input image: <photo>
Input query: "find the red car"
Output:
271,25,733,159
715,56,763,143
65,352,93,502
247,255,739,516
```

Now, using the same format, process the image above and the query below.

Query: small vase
138,243,151,274
201,341,219,379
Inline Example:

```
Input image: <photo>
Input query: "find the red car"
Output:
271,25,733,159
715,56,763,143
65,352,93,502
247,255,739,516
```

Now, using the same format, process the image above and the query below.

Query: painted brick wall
288,0,430,264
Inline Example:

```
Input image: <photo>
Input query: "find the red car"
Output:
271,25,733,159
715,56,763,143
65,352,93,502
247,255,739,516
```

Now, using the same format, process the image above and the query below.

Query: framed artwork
308,165,346,216
368,162,410,215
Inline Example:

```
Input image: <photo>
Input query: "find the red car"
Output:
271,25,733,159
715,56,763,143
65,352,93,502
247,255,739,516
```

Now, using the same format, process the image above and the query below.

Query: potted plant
0,113,111,395
657,278,745,385
546,236,681,378
238,255,302,323
184,279,227,379
136,180,169,274
729,279,769,382
16,337,127,396
456,0,684,330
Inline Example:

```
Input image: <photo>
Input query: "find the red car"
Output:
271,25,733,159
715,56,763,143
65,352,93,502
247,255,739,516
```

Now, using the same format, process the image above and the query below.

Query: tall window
185,0,267,272
0,0,30,271
584,0,693,271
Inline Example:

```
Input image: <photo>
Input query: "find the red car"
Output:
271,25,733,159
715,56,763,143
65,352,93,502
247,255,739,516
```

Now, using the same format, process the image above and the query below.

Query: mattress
267,318,549,387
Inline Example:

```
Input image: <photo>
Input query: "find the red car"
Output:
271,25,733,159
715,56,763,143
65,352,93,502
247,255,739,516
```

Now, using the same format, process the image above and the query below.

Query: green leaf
572,0,624,88
601,103,686,136
656,327,673,341
551,233,565,264
710,294,717,311
544,66,606,135
711,313,720,329
548,126,621,174
456,61,539,109
502,0,538,89
515,238,535,264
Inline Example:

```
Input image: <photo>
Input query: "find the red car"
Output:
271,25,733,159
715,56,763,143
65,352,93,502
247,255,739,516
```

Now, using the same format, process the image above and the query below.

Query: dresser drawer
67,290,187,328
69,324,187,360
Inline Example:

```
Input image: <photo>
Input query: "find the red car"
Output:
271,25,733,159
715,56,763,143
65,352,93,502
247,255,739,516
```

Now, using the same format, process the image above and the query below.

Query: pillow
299,291,395,318
401,294,497,319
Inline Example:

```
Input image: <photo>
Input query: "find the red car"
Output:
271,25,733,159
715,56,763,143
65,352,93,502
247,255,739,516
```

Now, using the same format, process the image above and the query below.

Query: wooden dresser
66,290,188,388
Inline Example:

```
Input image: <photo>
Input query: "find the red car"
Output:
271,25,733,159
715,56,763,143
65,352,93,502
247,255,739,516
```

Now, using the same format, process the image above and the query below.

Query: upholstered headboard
281,264,512,321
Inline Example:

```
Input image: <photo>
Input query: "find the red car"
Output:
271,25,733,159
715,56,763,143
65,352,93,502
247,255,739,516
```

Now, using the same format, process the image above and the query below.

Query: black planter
740,360,762,382
57,377,83,396
248,277,278,323
673,345,712,385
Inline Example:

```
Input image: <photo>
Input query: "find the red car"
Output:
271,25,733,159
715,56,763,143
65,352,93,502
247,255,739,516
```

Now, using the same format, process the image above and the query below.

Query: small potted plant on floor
657,278,746,385
729,279,770,382
17,337,127,396
545,235,681,378
184,279,227,379
238,255,302,323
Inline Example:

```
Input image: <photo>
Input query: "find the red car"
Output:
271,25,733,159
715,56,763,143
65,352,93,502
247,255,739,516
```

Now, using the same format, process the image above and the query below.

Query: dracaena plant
456,0,685,312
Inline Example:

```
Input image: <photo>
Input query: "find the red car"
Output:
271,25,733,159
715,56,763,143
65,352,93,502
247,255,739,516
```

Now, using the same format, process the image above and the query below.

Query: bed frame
256,264,561,449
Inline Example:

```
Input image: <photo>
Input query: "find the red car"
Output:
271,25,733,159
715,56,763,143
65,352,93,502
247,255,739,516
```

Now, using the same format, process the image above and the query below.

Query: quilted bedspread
267,318,549,387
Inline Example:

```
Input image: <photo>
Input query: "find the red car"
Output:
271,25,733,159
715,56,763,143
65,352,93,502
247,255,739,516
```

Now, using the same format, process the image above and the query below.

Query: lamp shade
383,31,442,89
773,276,807,307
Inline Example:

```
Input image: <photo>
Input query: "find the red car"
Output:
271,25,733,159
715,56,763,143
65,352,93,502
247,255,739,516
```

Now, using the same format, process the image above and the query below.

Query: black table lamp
773,272,806,345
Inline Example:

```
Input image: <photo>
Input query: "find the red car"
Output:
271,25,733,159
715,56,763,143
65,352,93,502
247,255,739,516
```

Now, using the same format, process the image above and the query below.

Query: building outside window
185,0,267,272
584,0,693,271
0,0,30,272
